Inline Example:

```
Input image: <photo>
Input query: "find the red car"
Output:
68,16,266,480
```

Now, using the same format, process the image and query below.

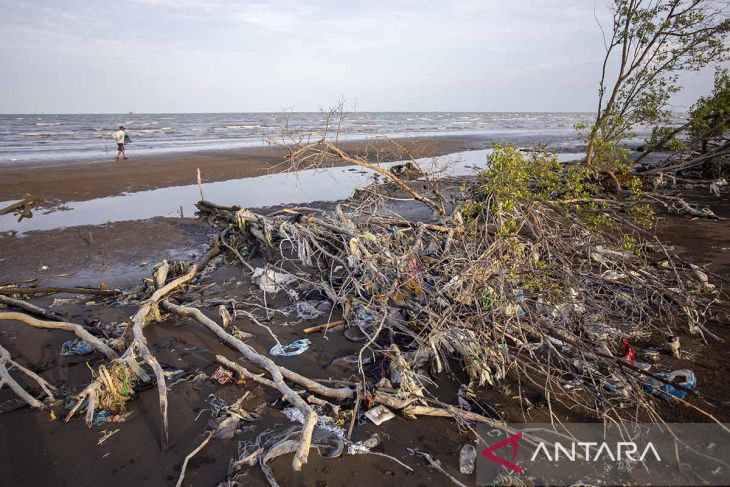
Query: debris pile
0,142,724,485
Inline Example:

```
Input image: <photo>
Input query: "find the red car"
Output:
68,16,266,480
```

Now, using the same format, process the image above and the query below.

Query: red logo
482,432,523,474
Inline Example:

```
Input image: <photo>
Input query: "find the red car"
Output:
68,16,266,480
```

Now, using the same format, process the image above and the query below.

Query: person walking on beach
112,126,129,161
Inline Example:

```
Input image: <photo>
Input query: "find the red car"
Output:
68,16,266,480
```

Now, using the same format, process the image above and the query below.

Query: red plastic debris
621,337,635,366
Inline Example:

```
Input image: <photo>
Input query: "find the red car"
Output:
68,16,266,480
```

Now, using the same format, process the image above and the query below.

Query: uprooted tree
2,118,726,485
1,3,729,482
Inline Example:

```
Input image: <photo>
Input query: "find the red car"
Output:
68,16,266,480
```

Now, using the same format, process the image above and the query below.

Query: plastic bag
644,369,696,400
60,339,94,356
252,268,297,294
269,339,311,357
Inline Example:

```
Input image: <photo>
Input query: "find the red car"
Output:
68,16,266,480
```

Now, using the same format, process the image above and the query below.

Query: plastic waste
269,339,311,357
211,366,234,384
603,381,627,395
644,369,696,400
348,433,381,454
344,326,368,342
457,384,474,411
642,349,661,362
621,338,635,366
212,415,240,439
93,409,111,426
60,339,95,356
353,306,375,326
251,267,297,294
364,405,395,425
331,355,373,368
285,301,324,320
459,444,477,474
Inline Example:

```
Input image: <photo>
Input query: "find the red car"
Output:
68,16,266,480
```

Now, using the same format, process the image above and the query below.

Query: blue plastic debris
60,339,94,356
644,369,696,400
270,339,311,357
93,409,111,426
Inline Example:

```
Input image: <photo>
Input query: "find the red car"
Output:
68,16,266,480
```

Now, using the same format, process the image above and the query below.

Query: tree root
162,300,327,471
0,344,56,408
0,295,65,321
120,237,222,449
0,311,118,360
0,286,117,297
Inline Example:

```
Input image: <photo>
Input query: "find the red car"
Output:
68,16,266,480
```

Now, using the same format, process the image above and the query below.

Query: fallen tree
0,131,724,484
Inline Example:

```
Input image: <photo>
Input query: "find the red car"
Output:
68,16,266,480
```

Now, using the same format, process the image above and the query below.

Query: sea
0,112,599,164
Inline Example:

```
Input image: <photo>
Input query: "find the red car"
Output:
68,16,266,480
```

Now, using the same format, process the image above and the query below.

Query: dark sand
0,135,728,486
0,135,497,203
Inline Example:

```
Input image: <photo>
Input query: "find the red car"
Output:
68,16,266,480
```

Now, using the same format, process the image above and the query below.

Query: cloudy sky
0,0,723,113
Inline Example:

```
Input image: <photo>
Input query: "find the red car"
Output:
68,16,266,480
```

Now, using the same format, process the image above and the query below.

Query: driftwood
176,393,258,487
0,344,55,408
0,311,118,360
0,195,43,221
0,286,117,297
195,168,721,429
163,300,345,470
121,236,222,448
63,236,223,448
0,294,65,321
2,120,726,485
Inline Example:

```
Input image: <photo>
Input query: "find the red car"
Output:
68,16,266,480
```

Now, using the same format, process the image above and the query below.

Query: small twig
410,449,467,487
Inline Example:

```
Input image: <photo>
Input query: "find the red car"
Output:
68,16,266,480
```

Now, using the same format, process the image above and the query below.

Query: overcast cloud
0,0,724,113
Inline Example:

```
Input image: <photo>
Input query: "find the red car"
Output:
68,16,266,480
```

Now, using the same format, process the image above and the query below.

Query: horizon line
0,110,599,116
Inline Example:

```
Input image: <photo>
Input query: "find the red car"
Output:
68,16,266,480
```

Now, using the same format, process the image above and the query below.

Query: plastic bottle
459,444,476,474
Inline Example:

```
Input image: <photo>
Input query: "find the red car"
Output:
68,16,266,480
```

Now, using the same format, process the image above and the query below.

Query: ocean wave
213,125,262,131
35,122,62,126
134,127,172,133
20,131,76,137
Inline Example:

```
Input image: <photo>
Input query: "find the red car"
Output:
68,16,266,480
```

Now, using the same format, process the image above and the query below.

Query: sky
0,0,724,113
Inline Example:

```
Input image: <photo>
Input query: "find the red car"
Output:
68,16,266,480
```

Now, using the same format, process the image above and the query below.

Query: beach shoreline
0,133,588,204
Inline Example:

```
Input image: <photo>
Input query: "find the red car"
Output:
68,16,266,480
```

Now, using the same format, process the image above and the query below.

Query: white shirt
113,130,125,143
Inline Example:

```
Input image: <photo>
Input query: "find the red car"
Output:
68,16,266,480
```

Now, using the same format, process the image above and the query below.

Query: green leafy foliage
688,67,730,153
461,144,657,231
478,144,592,206
585,0,729,167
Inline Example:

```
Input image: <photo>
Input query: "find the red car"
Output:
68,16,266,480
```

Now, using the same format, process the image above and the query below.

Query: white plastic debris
364,405,395,425
459,444,476,474
347,433,381,454
251,267,298,294
269,339,311,357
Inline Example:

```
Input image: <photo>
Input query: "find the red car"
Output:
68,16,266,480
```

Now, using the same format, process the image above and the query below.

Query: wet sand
0,135,497,203
0,132,591,204
1,134,728,486
0,190,728,486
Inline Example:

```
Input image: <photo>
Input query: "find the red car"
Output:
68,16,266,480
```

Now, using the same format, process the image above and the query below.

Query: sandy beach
1,127,728,487
1,189,728,486
3,0,729,484
1,135,501,203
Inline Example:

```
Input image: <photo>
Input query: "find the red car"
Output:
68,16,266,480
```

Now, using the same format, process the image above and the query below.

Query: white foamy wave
135,127,172,134
35,122,62,126
221,125,262,130
21,131,75,137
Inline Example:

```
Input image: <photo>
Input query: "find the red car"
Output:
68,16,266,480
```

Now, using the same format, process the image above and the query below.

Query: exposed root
0,286,117,297
0,294,65,321
0,311,118,360
162,300,319,470
0,344,55,408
